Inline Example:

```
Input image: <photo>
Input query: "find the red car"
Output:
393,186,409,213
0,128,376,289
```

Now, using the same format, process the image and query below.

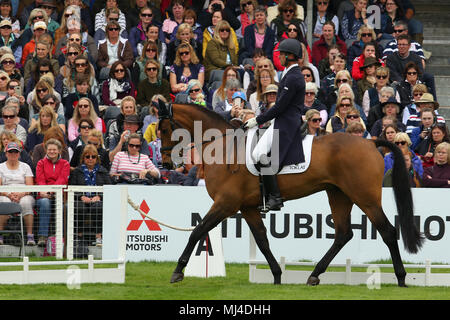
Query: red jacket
351,54,385,81
273,32,312,71
311,35,347,66
36,157,70,185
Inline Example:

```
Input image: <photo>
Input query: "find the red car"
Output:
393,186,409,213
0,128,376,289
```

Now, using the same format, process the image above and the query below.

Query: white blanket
245,126,314,176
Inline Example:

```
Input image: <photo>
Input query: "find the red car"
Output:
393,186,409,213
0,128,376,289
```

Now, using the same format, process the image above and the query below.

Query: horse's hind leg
362,205,407,287
170,199,238,283
242,207,282,284
307,188,354,286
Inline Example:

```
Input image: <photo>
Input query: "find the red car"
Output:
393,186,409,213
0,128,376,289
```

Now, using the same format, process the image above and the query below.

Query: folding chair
0,202,24,259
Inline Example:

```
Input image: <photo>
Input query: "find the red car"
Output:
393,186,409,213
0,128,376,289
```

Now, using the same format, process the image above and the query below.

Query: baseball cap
34,21,47,30
6,142,21,152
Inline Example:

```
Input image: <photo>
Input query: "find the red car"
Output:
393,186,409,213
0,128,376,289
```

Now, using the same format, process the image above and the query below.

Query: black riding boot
261,174,284,212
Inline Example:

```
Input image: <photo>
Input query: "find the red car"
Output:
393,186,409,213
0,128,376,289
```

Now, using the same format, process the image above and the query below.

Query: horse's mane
173,103,234,129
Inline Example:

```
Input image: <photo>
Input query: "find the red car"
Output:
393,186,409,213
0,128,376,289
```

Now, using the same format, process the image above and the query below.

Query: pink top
110,151,159,176
68,118,104,142
254,32,264,49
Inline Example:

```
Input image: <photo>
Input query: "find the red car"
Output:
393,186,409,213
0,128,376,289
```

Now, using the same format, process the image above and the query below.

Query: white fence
0,185,127,285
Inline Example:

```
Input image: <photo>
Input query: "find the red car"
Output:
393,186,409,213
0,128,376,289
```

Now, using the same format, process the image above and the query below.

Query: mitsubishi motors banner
103,186,450,264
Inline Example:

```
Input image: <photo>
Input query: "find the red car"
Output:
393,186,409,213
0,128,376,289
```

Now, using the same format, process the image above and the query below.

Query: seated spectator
383,150,422,187
197,0,241,37
139,24,167,66
70,129,111,172
136,59,171,106
422,142,450,188
249,67,275,112
396,61,426,107
0,131,33,168
329,82,367,123
210,65,240,111
407,94,445,139
143,95,166,142
301,66,319,89
0,104,26,144
320,52,347,101
256,84,278,117
40,93,65,133
362,66,400,118
415,124,450,168
62,0,93,35
338,106,369,136
26,105,59,152
301,109,327,136
101,61,136,107
370,97,406,137
270,0,306,43
0,12,21,64
312,0,339,43
64,74,100,121
0,70,9,101
402,83,428,126
214,78,242,117
367,86,396,132
355,56,380,106
107,96,138,150
166,23,202,67
59,41,84,87
35,138,70,247
204,20,239,81
68,97,104,142
236,0,257,39
382,20,425,62
301,82,328,127
174,79,206,107
169,42,205,96
94,7,128,44
384,132,423,178
31,126,69,168
410,107,445,151
384,0,423,45
0,82,28,121
97,21,134,82
110,132,160,182
340,0,368,47
69,144,112,246
0,142,35,245
377,123,401,156
23,37,59,86
216,90,248,122
38,0,59,33
109,115,150,162
128,6,159,57
273,20,310,72
246,58,278,102
318,44,340,80
54,16,98,66
345,121,370,138
1,53,22,87
323,70,353,112
94,0,126,37
24,57,62,100
326,95,353,133
161,0,186,45
312,20,347,66
351,41,384,82
240,5,275,63
201,9,239,59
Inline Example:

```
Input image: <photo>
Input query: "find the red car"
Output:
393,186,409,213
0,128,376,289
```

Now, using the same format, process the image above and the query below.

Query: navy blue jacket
256,65,305,168
243,24,275,60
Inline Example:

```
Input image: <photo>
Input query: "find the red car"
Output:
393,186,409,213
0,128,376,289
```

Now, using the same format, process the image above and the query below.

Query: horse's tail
375,139,425,254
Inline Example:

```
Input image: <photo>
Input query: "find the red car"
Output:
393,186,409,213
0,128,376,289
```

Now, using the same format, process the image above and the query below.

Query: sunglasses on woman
284,9,295,14
179,51,190,56
128,143,141,149
376,75,388,79
80,125,93,129
310,118,322,123
336,78,348,83
190,88,201,93
346,114,359,119
395,141,407,145
36,88,48,93
243,1,253,7
84,155,97,159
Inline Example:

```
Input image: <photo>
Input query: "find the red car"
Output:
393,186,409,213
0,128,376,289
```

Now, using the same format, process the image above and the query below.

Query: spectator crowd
0,0,449,249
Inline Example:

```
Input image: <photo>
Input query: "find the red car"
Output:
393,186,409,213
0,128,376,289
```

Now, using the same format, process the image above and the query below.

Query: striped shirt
382,40,425,61
110,151,159,177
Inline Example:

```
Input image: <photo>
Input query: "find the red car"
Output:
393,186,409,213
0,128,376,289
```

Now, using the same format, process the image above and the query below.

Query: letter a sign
185,225,226,278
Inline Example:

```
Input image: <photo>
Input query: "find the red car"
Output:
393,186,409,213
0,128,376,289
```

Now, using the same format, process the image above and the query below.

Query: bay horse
157,102,424,287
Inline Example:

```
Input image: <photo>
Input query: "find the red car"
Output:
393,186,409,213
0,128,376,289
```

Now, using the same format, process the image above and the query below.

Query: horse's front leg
171,199,239,283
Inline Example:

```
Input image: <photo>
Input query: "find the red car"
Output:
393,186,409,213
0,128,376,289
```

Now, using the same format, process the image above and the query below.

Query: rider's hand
244,117,258,129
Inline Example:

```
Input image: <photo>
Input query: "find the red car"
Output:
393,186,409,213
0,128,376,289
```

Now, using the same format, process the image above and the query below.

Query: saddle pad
245,127,314,176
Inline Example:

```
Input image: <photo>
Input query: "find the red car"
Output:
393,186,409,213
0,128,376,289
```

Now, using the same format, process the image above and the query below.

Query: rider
244,38,305,212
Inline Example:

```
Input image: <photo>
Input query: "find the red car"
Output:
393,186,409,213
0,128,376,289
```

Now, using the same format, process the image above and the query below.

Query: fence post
56,187,64,259
118,186,128,262
346,259,352,285
66,189,74,260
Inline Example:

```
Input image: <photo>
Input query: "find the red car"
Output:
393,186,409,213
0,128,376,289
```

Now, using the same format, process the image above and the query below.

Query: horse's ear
156,99,172,118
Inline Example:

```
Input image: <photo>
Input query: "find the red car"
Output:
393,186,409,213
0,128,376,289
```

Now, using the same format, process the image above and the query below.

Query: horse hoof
170,272,184,283
307,276,320,286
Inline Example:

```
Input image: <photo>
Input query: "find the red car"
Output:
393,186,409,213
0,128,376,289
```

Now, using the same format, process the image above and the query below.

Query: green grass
1,261,450,300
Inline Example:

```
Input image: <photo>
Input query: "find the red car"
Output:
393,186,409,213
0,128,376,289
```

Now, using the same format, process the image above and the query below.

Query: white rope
127,196,195,232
